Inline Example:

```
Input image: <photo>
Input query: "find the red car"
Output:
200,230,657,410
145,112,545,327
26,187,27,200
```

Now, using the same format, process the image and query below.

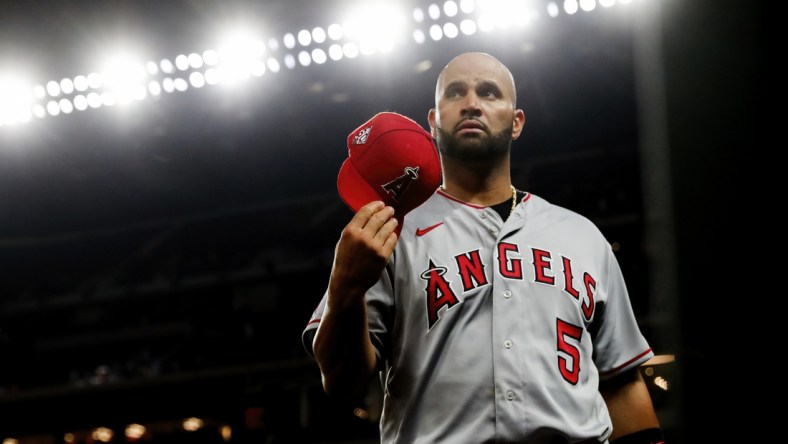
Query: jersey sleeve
300,264,395,368
364,265,395,369
301,291,327,358
592,246,654,379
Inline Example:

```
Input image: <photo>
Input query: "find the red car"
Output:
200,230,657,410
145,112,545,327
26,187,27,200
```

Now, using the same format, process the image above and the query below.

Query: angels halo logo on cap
337,111,442,233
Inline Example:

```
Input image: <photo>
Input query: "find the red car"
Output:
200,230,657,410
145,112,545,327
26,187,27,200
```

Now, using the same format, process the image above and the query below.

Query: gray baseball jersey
303,190,653,444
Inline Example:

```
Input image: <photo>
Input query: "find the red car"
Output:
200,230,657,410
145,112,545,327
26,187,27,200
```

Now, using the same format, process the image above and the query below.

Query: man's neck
440,157,513,207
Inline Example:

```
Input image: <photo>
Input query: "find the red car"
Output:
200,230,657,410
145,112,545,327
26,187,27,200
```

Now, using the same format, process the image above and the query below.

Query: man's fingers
350,201,395,236
381,231,398,257
349,201,386,228
366,206,396,233
374,217,399,243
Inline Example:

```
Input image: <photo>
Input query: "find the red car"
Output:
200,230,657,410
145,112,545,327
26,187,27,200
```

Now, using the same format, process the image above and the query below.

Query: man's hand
329,201,399,301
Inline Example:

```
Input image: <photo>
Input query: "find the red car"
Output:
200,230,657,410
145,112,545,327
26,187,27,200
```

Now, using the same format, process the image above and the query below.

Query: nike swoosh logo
416,222,444,237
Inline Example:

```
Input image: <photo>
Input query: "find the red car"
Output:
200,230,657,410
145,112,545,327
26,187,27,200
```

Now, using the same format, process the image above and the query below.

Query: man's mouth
456,119,486,135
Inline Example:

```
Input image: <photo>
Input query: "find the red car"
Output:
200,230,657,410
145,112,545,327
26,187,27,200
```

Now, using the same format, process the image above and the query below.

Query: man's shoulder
524,193,603,233
400,191,447,224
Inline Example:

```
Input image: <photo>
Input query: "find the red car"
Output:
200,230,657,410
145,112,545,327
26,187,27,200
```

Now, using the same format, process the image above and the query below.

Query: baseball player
303,52,663,444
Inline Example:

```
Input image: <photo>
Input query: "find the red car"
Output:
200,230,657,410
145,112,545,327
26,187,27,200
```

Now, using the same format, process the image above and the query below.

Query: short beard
436,126,512,162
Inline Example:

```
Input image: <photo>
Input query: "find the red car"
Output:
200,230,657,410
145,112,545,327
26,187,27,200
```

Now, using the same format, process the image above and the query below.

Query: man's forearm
313,291,378,398
601,369,661,440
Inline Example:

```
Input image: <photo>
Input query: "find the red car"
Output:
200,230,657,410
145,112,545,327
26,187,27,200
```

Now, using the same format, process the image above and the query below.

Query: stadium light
0,0,644,130
0,74,34,125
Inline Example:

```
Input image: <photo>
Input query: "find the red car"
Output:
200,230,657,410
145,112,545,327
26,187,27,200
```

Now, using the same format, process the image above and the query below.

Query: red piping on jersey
437,189,532,208
306,319,321,327
518,192,532,208
437,189,485,208
598,348,653,377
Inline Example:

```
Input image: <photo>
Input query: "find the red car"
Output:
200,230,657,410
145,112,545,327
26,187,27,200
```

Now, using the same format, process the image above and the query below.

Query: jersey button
504,340,513,349
503,290,512,298
506,390,515,401
480,212,487,219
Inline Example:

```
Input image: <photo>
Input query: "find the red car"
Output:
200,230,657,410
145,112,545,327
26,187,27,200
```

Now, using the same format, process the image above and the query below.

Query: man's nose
461,93,482,116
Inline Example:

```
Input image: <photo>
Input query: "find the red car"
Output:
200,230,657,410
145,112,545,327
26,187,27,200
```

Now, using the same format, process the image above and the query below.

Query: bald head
434,52,517,109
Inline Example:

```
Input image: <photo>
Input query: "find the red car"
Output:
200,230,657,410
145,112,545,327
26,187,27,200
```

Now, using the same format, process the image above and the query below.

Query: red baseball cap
337,111,442,233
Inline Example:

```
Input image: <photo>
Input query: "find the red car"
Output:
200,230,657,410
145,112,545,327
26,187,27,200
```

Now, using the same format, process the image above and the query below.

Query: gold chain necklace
509,185,517,216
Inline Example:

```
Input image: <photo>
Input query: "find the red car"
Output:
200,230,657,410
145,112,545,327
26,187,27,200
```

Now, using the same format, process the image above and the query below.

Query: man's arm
601,368,663,442
313,201,399,399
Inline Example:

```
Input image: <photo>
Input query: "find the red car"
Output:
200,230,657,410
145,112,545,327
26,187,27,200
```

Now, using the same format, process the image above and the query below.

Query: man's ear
511,108,525,140
428,108,438,138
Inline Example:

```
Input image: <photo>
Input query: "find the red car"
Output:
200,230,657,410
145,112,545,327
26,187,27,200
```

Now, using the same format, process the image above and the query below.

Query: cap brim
338,157,405,236
337,157,385,212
